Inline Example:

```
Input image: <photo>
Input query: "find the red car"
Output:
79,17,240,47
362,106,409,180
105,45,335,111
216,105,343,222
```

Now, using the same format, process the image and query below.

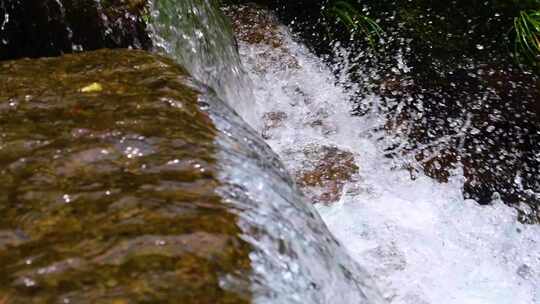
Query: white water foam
234,11,540,304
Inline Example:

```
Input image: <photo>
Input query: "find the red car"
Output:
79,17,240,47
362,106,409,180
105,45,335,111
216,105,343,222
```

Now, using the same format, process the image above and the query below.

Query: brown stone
223,3,284,48
0,49,251,303
295,145,359,204
261,111,287,139
223,3,300,71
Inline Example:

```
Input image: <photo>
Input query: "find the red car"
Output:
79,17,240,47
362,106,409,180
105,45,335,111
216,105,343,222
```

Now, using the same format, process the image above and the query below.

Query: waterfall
147,1,540,303
148,0,259,126
147,1,385,303
226,4,540,304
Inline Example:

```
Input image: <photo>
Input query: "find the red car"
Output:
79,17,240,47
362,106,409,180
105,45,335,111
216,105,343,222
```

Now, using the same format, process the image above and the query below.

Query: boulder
222,3,300,73
0,49,250,303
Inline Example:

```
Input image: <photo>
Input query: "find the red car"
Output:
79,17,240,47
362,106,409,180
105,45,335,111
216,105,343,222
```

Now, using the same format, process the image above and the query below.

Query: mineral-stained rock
0,49,251,303
295,145,359,204
0,0,151,61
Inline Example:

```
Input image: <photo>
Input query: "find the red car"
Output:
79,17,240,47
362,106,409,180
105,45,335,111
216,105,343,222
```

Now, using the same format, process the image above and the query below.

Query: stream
0,0,539,303
152,2,540,303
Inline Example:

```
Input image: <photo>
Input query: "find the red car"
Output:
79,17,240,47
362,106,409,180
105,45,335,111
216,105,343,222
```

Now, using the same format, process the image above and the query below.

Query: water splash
227,5,540,304
198,87,384,303
148,1,384,302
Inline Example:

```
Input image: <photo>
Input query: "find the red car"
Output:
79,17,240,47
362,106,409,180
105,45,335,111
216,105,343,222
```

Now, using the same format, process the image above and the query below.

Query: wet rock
261,111,287,139
0,0,151,61
516,264,534,280
381,66,540,224
295,145,359,204
222,3,300,72
0,49,384,304
223,3,283,48
0,49,251,303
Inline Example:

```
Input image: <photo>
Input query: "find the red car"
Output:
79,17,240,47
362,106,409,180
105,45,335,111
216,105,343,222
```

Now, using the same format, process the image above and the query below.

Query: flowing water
150,2,540,303
149,1,384,303
149,0,259,125
231,8,540,304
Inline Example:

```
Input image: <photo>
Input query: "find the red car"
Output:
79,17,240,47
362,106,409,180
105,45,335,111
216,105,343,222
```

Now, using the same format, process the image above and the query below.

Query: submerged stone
295,145,359,204
0,49,251,303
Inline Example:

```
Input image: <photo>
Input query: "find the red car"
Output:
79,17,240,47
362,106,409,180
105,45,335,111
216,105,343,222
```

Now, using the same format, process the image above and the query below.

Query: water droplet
23,277,36,287
167,159,180,165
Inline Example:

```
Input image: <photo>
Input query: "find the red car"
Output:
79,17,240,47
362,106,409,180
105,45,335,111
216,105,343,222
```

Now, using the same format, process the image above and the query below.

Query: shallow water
228,6,540,304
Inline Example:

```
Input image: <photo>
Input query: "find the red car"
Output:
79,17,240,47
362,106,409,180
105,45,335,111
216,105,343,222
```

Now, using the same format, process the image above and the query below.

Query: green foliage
513,9,540,65
324,0,383,48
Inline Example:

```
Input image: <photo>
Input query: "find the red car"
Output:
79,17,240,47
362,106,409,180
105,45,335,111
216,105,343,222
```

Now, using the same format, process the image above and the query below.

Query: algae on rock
0,49,251,303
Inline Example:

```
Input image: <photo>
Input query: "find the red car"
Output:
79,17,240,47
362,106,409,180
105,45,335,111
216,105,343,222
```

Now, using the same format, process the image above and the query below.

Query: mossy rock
0,0,152,61
0,49,251,303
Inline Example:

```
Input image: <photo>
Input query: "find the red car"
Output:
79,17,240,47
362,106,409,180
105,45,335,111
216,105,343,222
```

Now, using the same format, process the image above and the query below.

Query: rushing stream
149,0,258,125
149,1,385,303
229,6,540,304
151,2,540,303
0,0,538,303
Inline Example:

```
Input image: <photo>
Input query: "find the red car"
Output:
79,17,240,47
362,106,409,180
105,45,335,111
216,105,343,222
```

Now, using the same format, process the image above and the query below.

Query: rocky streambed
1,0,540,303
0,43,382,304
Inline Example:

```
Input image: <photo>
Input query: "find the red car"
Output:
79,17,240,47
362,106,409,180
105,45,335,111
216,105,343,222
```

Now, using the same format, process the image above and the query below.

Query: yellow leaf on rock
80,82,103,93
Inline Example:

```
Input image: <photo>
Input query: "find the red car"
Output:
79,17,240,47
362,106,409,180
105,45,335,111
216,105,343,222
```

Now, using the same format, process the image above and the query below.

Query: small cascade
149,0,259,125
224,4,540,304
1,0,539,303
203,89,384,303
148,1,385,302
